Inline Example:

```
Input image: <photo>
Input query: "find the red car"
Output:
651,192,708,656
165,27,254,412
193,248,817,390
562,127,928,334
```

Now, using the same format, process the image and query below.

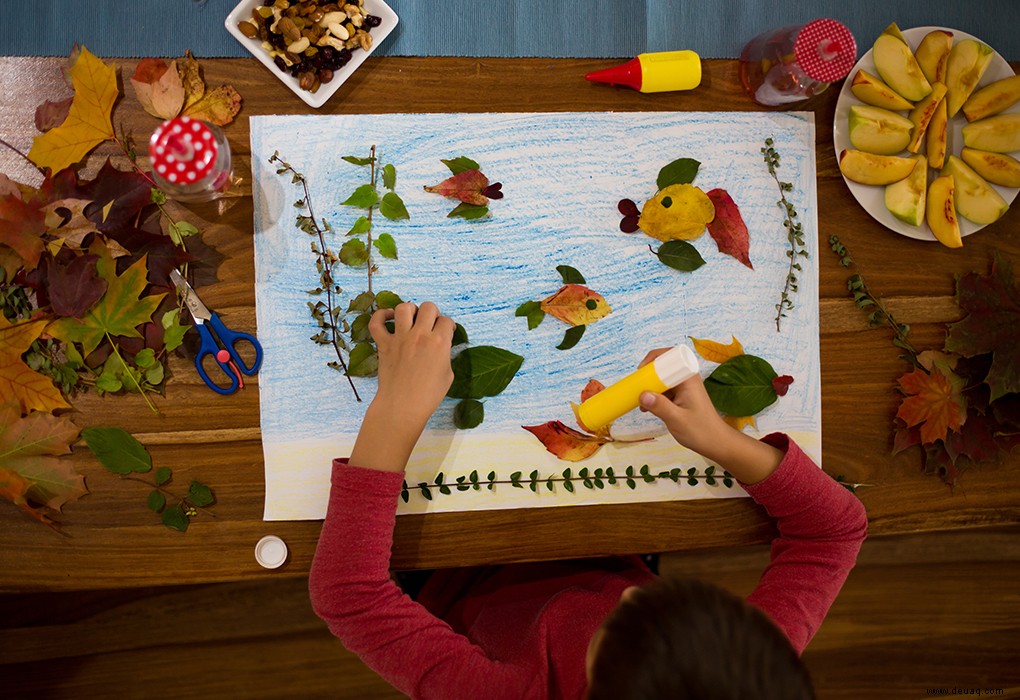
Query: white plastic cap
255,535,288,569
652,345,700,387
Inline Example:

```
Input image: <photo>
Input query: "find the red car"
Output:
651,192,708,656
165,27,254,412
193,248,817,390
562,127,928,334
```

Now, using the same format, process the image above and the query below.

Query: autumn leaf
572,379,613,437
78,159,156,234
523,421,609,462
724,415,757,431
772,375,794,396
177,51,205,110
896,363,967,445
539,284,612,326
34,97,73,132
424,169,490,206
131,58,186,120
0,316,71,412
690,335,744,364
48,252,166,357
0,193,47,271
182,85,242,127
0,401,85,523
638,184,714,242
944,254,1020,401
42,198,99,253
705,189,752,269
45,254,107,318
28,47,118,174
0,174,23,199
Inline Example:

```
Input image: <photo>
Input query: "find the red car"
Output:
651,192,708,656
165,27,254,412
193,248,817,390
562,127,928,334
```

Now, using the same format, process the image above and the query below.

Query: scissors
170,269,263,395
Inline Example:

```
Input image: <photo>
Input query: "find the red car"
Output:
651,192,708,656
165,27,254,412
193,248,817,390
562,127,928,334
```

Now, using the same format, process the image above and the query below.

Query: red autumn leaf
0,466,53,526
572,379,613,437
892,418,921,455
0,174,23,199
896,365,967,445
78,159,156,234
705,188,752,269
772,375,794,396
539,284,612,326
580,379,605,403
34,97,73,133
131,58,186,121
46,254,107,318
424,169,490,206
523,420,609,462
944,410,1001,465
0,193,47,271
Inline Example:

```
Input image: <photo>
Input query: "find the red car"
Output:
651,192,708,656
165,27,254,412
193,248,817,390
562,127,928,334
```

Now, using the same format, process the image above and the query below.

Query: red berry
618,198,639,216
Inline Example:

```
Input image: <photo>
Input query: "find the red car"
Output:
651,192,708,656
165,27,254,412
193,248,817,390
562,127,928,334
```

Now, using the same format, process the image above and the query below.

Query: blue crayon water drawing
250,112,820,520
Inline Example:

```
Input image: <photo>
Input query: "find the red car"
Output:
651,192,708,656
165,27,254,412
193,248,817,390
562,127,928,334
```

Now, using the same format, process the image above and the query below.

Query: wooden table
2,57,1018,592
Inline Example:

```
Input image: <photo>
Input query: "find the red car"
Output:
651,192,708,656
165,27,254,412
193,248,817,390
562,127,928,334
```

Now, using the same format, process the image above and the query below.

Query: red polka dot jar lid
794,19,857,82
149,116,219,185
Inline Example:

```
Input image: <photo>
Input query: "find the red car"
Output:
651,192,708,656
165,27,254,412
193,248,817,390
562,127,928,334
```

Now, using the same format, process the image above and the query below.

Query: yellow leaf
182,85,242,127
638,184,715,242
0,316,70,412
539,284,612,326
28,47,118,173
723,415,757,431
689,335,745,363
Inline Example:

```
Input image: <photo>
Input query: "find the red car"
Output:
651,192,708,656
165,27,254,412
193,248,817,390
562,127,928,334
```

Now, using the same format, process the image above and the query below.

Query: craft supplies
577,346,700,432
255,535,288,569
585,50,702,93
740,19,856,106
149,116,233,202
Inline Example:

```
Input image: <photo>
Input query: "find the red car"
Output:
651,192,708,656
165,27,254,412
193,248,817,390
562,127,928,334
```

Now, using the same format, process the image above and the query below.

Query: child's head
586,577,814,700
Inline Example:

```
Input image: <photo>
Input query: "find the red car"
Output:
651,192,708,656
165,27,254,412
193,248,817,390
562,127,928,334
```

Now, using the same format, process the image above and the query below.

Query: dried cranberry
364,15,382,28
339,48,352,62
321,46,335,61
312,54,324,68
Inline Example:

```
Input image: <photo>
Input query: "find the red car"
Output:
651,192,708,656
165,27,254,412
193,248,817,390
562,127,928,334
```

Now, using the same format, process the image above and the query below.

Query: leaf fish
539,284,612,327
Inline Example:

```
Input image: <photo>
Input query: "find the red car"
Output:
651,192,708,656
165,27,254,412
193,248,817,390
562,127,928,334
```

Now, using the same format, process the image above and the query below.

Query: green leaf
347,216,371,236
626,478,637,490
161,308,188,352
704,354,780,416
187,481,214,507
375,290,403,309
382,163,396,190
81,427,152,474
147,490,166,512
657,158,701,190
510,471,522,486
564,479,575,493
155,466,172,486
447,346,524,399
557,324,586,350
442,156,480,174
651,241,706,272
342,155,375,166
448,202,489,220
340,239,369,266
134,348,156,369
350,313,372,342
150,187,167,205
161,503,189,532
144,363,165,386
95,372,122,393
515,300,545,330
454,399,485,429
348,291,376,312
379,192,409,220
348,342,379,377
373,233,398,259
342,184,380,208
452,323,469,345
556,265,586,285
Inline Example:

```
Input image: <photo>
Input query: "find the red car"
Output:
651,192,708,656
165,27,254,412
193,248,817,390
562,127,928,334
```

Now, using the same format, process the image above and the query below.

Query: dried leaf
131,58,186,120
572,379,612,438
723,415,757,431
46,254,107,318
772,375,794,396
424,169,490,206
28,47,117,173
78,160,155,234
0,316,71,412
638,184,714,242
523,420,609,462
182,85,242,127
177,51,205,109
690,335,744,363
896,363,967,445
539,284,612,326
0,174,23,200
580,379,606,403
34,97,73,132
0,193,47,271
42,197,98,250
705,188,752,269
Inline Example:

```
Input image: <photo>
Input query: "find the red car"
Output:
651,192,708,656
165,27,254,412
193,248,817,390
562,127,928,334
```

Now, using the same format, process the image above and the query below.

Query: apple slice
907,83,947,153
961,74,1020,122
849,105,914,155
926,175,962,248
945,39,995,117
914,30,953,84
961,147,1020,187
885,154,927,226
873,33,933,103
926,97,949,169
942,154,1009,225
962,113,1020,152
882,22,910,45
839,149,918,185
851,70,914,111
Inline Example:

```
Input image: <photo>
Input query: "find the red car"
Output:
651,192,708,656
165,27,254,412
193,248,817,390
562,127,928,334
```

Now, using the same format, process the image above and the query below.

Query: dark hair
587,577,814,700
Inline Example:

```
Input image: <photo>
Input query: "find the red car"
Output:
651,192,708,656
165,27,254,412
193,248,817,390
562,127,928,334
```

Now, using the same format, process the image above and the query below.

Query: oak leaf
0,193,47,271
705,188,752,269
690,335,744,364
896,361,967,445
28,47,118,174
539,284,612,326
0,315,70,412
424,169,490,206
523,421,609,462
131,58,186,120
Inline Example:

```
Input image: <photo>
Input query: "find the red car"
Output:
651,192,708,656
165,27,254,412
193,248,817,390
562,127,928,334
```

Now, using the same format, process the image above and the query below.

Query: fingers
637,348,671,369
639,391,683,425
368,308,395,343
414,301,440,330
394,302,419,333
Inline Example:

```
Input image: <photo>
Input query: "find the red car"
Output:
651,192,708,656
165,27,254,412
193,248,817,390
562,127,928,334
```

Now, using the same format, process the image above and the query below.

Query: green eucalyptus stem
762,137,809,333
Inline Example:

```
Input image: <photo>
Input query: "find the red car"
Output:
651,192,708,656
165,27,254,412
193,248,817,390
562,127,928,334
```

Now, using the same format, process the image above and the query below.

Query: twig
762,137,808,332
366,145,377,296
120,475,217,518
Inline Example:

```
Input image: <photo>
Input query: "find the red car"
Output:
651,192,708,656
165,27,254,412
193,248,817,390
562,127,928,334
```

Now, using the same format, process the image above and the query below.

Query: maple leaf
0,193,47,271
0,173,24,199
28,47,118,174
0,401,85,524
183,85,242,126
48,252,166,357
78,159,156,234
896,361,967,445
34,97,73,132
424,169,491,206
0,315,71,412
539,284,612,326
131,58,186,120
944,254,1020,401
690,335,744,364
705,188,752,269
523,421,609,462
46,254,107,318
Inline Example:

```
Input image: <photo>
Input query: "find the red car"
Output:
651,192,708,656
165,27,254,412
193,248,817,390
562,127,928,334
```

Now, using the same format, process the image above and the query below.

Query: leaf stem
120,475,217,517
112,133,158,188
105,331,160,414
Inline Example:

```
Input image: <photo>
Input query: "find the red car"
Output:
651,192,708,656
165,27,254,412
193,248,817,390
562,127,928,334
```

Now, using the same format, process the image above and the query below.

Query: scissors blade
169,269,213,323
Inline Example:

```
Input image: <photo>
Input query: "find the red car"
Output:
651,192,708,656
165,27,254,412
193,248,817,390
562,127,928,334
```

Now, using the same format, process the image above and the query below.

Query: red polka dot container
149,116,233,202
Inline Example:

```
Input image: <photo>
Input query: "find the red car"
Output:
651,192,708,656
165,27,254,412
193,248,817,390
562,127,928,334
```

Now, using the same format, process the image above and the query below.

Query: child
310,302,867,699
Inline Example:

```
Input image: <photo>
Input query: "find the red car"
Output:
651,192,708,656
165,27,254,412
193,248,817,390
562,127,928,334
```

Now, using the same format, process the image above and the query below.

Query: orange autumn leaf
182,84,242,127
523,421,609,462
0,316,71,412
571,379,613,438
0,193,47,271
689,335,744,364
28,47,117,173
0,466,53,525
724,415,757,431
896,365,967,444
539,284,612,326
131,58,186,120
423,169,490,206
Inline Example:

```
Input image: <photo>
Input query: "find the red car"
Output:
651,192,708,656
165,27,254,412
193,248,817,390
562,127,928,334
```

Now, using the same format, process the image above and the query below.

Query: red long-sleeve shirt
309,434,867,699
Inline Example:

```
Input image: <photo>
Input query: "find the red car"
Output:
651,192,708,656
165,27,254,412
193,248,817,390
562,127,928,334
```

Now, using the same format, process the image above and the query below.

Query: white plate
225,0,398,109
833,26,1019,241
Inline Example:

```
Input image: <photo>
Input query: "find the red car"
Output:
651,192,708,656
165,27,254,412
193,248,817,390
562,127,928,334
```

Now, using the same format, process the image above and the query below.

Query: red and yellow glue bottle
577,345,700,432
585,50,702,93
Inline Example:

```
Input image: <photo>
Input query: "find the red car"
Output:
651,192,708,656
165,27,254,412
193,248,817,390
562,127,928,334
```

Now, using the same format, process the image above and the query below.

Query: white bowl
225,0,398,109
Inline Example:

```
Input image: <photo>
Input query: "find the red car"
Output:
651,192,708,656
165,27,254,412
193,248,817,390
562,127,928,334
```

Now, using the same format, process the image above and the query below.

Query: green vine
762,137,809,332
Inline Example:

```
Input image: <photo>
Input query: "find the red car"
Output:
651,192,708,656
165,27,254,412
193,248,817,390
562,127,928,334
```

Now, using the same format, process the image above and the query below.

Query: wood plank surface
1,57,1019,591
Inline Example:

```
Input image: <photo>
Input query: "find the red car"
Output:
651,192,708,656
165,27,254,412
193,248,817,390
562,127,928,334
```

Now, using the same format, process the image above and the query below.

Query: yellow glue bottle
577,346,700,432
585,50,702,93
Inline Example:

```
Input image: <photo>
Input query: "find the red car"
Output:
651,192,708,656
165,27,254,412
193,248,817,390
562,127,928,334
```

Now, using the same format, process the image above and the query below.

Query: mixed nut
237,0,383,93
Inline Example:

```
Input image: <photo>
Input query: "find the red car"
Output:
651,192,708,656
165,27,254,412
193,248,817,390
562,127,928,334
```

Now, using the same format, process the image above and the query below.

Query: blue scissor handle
194,313,264,395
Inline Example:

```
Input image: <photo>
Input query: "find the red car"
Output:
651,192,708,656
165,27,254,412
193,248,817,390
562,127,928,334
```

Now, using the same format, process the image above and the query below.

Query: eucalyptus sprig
828,235,920,367
762,137,809,332
400,465,735,502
